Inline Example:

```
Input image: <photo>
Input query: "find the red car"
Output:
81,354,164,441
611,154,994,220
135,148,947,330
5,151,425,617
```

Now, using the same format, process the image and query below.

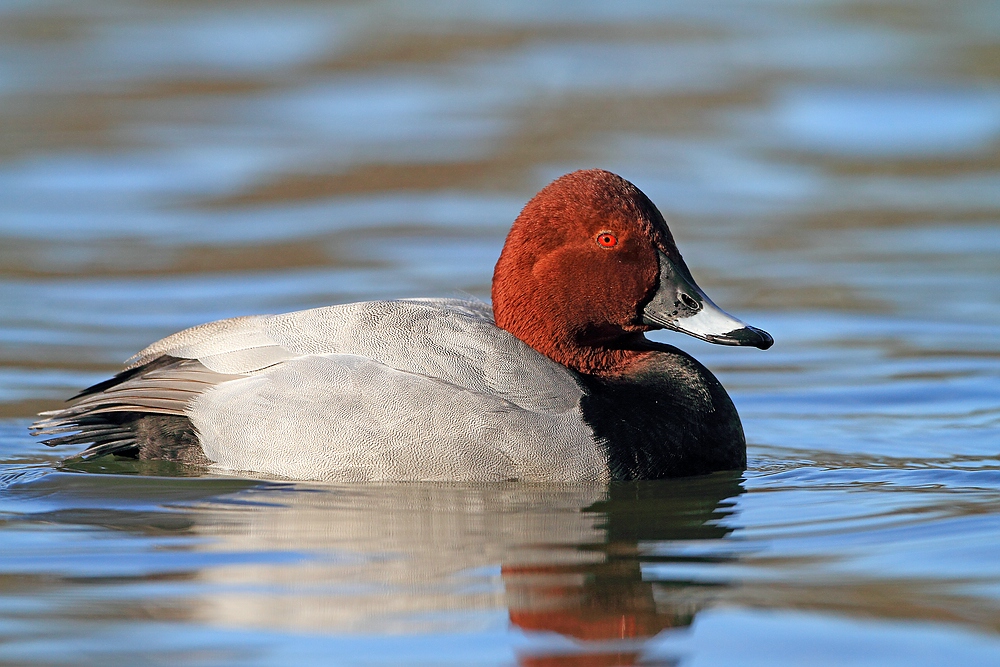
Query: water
1,1,999,665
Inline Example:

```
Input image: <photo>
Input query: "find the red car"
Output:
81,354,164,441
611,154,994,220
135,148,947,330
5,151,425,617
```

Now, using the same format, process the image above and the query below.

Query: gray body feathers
33,300,606,482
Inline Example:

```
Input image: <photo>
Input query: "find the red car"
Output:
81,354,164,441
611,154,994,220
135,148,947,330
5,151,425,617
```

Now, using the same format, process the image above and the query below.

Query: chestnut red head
492,169,771,375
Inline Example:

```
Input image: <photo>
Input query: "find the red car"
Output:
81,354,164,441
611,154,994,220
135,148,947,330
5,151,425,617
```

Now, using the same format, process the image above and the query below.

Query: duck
31,169,772,482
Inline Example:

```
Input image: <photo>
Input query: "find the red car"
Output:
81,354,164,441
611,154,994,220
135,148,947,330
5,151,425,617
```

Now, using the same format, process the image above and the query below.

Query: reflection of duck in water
10,471,742,663
34,170,770,482
504,474,744,666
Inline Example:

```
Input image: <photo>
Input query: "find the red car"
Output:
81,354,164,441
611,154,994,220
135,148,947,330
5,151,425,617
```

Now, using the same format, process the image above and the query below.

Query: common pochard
33,169,772,481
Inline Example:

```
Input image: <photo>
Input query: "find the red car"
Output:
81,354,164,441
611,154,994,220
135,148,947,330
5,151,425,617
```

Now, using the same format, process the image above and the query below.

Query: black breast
577,346,747,480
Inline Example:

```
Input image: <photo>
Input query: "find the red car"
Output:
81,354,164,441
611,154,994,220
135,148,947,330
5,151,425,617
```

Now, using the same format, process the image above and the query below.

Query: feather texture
32,300,606,480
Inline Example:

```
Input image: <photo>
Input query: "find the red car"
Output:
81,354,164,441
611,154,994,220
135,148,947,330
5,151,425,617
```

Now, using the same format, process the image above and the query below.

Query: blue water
1,1,999,665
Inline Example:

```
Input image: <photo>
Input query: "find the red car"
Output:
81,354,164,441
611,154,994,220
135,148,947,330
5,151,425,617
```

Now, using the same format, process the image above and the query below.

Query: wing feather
30,356,240,452
32,299,598,479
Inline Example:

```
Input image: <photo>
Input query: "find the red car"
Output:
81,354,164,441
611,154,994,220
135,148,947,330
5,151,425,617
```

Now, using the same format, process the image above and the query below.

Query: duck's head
492,169,772,375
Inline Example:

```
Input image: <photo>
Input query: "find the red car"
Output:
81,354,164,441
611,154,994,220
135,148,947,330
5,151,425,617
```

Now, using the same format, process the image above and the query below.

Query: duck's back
34,299,606,482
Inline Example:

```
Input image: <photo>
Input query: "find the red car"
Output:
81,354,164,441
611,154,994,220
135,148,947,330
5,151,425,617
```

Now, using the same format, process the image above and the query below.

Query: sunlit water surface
1,1,999,665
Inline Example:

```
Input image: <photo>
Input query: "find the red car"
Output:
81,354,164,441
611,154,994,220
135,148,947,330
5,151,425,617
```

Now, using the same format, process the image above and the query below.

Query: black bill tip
726,325,773,350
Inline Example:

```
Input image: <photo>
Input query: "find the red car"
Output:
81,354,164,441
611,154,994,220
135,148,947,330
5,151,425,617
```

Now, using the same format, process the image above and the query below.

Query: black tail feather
31,356,211,465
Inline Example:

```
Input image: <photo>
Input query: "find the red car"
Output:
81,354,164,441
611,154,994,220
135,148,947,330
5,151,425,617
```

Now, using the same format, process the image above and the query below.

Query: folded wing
32,300,602,481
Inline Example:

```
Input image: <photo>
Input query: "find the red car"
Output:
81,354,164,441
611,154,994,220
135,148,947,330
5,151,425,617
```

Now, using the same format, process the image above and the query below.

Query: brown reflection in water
8,3,984,369
199,87,761,211
310,22,723,74
506,476,740,666
5,470,741,655
203,160,529,208
8,468,1000,647
732,579,1000,638
0,234,379,279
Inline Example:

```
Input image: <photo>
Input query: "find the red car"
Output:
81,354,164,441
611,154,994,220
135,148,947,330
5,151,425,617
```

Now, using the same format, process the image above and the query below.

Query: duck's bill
646,297,773,349
642,252,773,350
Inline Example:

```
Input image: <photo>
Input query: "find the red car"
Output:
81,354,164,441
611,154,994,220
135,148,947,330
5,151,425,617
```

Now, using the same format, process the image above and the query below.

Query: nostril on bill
679,293,701,311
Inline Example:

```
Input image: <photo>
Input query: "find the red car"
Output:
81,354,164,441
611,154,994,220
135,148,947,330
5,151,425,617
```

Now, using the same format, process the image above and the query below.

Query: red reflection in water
505,561,685,667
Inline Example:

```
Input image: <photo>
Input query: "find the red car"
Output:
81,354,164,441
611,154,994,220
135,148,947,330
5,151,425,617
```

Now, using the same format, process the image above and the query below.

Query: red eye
596,232,618,248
